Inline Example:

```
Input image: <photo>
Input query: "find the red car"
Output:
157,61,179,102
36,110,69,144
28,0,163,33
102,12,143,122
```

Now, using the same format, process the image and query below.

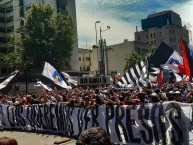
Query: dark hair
95,89,99,94
0,137,18,145
12,98,16,103
76,127,112,145
151,96,160,103
138,93,145,103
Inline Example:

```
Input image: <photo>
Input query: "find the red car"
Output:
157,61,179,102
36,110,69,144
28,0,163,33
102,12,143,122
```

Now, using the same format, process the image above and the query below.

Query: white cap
174,91,181,95
150,92,157,97
169,91,174,94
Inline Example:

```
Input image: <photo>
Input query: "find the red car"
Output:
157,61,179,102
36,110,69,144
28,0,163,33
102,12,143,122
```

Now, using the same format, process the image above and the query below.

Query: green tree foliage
4,3,75,71
124,51,142,72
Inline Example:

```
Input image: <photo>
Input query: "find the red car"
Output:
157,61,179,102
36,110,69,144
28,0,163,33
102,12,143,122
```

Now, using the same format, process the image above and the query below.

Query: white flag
42,62,71,89
0,70,18,90
36,81,53,91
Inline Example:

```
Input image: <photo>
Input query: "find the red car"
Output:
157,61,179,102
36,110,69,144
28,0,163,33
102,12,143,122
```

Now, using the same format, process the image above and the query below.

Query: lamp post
95,21,100,45
99,26,110,85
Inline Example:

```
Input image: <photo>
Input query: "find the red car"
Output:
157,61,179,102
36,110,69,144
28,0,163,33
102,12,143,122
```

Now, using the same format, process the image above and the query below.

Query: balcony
0,22,6,27
0,43,8,47
0,13,5,17
5,11,13,18
6,21,13,27
0,32,6,37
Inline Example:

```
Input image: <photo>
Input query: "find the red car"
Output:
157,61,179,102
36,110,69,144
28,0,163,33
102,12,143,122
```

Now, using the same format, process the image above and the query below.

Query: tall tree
124,51,142,72
4,3,75,71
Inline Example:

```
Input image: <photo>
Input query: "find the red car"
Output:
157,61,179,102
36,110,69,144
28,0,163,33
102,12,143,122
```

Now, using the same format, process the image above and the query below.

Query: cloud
76,0,193,46
76,8,136,46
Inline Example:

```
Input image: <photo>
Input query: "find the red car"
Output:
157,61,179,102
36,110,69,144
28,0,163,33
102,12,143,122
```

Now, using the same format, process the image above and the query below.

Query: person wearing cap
173,90,182,102
167,90,174,101
149,92,160,103
186,89,193,103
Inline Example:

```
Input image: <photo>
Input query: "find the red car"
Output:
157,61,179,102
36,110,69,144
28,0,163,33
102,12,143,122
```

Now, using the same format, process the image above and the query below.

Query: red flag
157,70,163,88
180,39,193,77
181,39,191,76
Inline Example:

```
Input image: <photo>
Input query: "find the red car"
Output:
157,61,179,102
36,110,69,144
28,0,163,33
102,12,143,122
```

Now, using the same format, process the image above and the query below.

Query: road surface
0,130,76,145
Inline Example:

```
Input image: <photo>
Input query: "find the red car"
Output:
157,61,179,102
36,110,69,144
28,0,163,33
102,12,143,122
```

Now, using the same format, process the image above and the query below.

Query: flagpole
25,69,28,94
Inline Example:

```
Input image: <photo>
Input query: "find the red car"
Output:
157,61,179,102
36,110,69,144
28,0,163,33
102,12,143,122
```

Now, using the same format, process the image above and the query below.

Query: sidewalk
0,131,76,145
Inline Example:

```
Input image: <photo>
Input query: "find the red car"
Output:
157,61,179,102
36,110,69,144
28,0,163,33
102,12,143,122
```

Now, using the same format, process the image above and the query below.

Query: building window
83,58,84,61
0,7,5,13
20,19,24,26
86,57,90,61
7,47,14,53
7,26,14,33
169,30,171,34
154,33,156,38
0,27,6,33
173,30,175,34
138,36,140,40
87,67,90,71
83,67,85,70
146,35,148,38
151,34,152,38
0,47,7,53
56,0,68,15
79,57,81,61
7,37,11,43
154,40,156,45
170,37,172,42
0,17,6,23
0,37,6,43
159,32,161,36
151,41,153,45
173,37,176,42
137,48,140,53
6,6,13,13
26,6,31,11
6,16,13,23
80,67,82,71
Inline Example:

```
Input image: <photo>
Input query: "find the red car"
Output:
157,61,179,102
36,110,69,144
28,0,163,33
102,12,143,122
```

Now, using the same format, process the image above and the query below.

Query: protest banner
0,102,193,145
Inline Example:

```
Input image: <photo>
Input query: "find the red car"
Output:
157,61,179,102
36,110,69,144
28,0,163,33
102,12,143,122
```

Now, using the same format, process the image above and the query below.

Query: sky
76,0,193,49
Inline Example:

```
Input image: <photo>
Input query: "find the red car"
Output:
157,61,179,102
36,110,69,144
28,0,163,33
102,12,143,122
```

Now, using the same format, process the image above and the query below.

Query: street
0,130,76,145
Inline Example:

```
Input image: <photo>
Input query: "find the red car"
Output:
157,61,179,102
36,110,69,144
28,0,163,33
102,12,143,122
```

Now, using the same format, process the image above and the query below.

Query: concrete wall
79,48,91,71
107,40,135,75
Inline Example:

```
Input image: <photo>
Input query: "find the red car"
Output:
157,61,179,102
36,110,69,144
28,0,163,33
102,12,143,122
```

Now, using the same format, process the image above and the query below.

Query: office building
135,10,189,53
0,0,78,75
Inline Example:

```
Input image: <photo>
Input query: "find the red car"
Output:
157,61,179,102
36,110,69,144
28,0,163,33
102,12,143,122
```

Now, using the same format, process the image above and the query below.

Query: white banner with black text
0,102,193,145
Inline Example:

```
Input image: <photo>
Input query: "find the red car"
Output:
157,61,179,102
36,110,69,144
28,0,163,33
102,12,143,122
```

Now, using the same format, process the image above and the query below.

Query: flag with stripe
62,72,77,87
0,70,18,93
117,57,151,88
35,81,53,91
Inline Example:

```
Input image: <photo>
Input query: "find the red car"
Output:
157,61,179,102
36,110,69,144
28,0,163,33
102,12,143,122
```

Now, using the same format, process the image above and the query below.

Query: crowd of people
0,81,193,107
0,82,193,145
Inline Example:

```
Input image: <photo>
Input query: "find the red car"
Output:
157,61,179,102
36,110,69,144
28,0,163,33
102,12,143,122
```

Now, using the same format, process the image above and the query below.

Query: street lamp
99,26,110,78
95,21,100,45
100,26,110,40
